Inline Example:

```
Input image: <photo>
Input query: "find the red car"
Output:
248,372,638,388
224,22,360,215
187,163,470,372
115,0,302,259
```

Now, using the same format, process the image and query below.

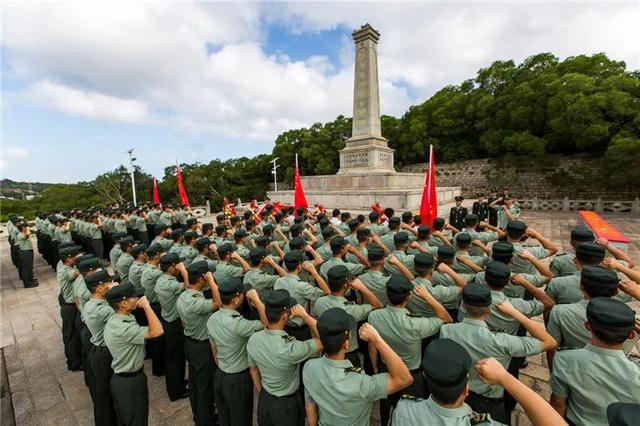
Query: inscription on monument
345,152,369,167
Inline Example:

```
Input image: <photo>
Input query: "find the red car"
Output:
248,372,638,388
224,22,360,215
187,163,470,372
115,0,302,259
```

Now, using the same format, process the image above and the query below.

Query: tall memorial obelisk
338,24,395,174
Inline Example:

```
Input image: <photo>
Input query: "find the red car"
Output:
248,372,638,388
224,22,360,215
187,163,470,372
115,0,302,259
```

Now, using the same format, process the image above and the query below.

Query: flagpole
295,153,298,170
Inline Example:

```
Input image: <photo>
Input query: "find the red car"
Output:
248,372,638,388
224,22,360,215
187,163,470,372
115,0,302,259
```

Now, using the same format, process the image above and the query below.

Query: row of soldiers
6,201,640,426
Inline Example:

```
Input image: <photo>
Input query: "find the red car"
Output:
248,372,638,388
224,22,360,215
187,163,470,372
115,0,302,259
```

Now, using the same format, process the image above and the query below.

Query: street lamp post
126,149,137,206
271,157,279,191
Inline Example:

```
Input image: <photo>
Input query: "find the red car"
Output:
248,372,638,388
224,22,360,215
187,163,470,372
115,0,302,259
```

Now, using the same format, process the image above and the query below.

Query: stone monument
267,24,460,211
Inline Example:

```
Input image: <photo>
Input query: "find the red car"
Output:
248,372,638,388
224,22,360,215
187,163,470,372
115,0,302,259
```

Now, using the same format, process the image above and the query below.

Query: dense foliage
3,53,638,220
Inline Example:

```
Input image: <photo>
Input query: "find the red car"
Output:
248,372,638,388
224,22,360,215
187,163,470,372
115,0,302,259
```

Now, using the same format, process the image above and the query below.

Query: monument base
267,172,460,211
338,136,395,175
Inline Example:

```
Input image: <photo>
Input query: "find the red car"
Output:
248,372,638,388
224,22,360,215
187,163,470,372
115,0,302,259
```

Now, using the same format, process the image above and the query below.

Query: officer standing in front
449,196,468,231
16,221,39,288
104,282,164,426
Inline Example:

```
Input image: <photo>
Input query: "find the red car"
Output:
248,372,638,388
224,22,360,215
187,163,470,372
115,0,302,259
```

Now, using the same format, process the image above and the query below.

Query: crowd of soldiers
4,198,640,426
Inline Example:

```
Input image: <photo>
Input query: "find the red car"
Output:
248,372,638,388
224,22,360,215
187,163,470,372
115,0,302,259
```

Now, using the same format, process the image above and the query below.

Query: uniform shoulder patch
192,294,200,298
406,313,423,318
344,366,363,374
282,335,296,342
470,413,488,424
231,314,241,318
343,301,356,305
400,394,421,401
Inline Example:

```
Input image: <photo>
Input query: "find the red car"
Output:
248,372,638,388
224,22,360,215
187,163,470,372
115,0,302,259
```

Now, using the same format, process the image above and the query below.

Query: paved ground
1,210,639,426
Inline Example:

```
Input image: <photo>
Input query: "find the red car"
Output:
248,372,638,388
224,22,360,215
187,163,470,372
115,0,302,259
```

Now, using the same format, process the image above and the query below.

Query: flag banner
420,145,438,227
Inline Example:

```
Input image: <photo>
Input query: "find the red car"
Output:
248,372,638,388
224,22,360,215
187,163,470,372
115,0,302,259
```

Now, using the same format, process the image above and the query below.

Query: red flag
293,154,308,211
176,163,190,206
420,145,438,227
152,178,160,204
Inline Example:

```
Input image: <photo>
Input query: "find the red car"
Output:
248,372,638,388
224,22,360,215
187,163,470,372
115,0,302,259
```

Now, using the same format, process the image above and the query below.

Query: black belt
115,368,143,377
185,335,208,343
263,389,300,399
469,391,504,403
93,345,110,351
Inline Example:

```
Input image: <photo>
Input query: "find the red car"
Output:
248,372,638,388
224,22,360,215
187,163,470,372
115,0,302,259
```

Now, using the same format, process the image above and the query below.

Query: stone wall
400,155,638,200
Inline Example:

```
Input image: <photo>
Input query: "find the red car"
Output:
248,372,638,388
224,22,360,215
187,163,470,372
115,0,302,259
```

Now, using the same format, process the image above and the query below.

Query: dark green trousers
91,346,118,426
110,370,148,426
214,368,253,426
184,337,216,425
162,318,186,400
59,294,82,370
257,389,304,426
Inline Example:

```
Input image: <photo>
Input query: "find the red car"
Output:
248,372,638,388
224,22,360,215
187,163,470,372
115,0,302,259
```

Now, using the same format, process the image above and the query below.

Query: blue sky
2,1,638,183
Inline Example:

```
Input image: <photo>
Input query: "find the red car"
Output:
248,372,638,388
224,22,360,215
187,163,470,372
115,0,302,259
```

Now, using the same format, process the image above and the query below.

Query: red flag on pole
420,145,438,227
176,163,190,206
293,154,308,211
152,178,160,204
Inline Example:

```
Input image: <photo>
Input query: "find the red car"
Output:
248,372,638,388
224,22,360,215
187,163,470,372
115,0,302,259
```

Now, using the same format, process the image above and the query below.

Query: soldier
128,243,148,295
274,251,329,340
109,232,127,272
16,221,39,288
168,228,185,255
366,211,389,236
214,243,250,284
319,236,368,280
358,245,391,306
180,231,199,266
545,243,605,304
451,233,489,274
380,217,402,252
83,270,118,426
115,237,135,282
408,225,438,256
74,256,101,395
455,214,504,256
315,227,335,262
104,283,164,426
136,209,149,244
302,310,412,425
368,274,451,424
157,204,175,227
155,253,189,400
234,229,251,260
151,224,174,252
58,245,84,371
176,261,221,426
140,244,166,377
312,265,382,367
429,217,455,248
383,232,418,280
208,278,267,426
449,196,468,231
244,247,287,304
472,193,490,223
490,195,521,230
440,283,556,423
549,298,640,425
247,290,322,426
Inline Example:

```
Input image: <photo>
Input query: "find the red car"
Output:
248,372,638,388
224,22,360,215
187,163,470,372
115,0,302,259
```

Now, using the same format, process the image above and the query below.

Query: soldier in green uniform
74,256,100,395
176,261,221,426
168,228,185,255
109,233,127,272
214,243,250,283
155,253,188,400
490,195,521,230
440,283,556,423
274,251,329,340
157,205,175,228
502,221,557,280
454,214,503,256
87,214,104,260
16,222,39,288
408,253,463,320
549,227,594,277
140,244,166,377
320,236,368,280
312,265,382,367
247,290,322,426
135,209,149,244
58,246,83,371
315,227,335,262
302,309,412,426
549,298,640,425
546,266,639,367
104,282,164,426
128,244,148,294
368,274,451,424
115,237,135,282
233,229,251,260
546,243,605,304
449,196,468,231
408,225,438,256
452,233,489,274
366,211,389,237
359,246,391,306
380,217,401,252
383,232,418,279
179,231,199,266
150,224,174,252
83,270,118,426
208,278,267,426
244,247,287,304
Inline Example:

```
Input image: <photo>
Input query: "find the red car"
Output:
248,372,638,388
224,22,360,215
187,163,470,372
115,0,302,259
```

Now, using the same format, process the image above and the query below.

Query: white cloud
26,80,151,124
2,0,639,162
0,147,30,174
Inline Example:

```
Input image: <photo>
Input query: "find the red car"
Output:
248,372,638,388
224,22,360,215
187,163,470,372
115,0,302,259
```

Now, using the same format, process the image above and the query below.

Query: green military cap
581,266,618,290
262,224,275,234
462,283,492,307
367,245,385,261
284,250,304,266
417,225,430,238
254,235,270,247
401,211,413,221
146,244,164,257
202,223,214,233
571,227,594,243
485,261,511,286
186,218,198,226
607,403,640,426
195,237,212,250
388,216,401,226
187,260,209,282
289,223,304,234
264,289,296,313
393,231,409,245
289,237,306,251
423,338,471,393
215,225,227,235
456,232,472,245
317,307,356,344
454,195,464,202
120,236,134,245
328,265,351,286
86,270,120,290
437,245,455,260
76,253,94,264
319,218,331,229
217,243,235,257
322,226,335,239
112,232,128,242
234,229,248,239
414,252,435,269
184,230,198,240
506,220,527,234
492,241,514,256
78,257,101,272
464,213,478,223
249,247,267,263
155,224,168,232
330,236,347,251
587,297,635,332
340,212,351,220
59,246,82,259
368,211,379,221
130,243,147,257
347,218,360,230
160,253,180,266
171,228,184,237
356,228,371,239
219,277,251,296
386,274,413,296
575,242,605,259
433,217,445,228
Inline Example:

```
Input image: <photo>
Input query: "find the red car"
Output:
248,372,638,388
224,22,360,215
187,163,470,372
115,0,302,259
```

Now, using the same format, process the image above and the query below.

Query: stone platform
268,172,460,211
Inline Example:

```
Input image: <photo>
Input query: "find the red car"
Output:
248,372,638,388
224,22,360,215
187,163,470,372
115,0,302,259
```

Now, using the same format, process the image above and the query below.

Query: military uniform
58,255,82,371
549,252,577,277
473,200,490,223
128,261,146,293
320,257,364,280
380,230,398,253
176,286,216,425
455,228,499,257
116,252,134,282
449,205,468,231
17,230,38,287
274,274,323,339
384,249,415,276
408,277,461,316
367,222,389,236
359,270,390,307
392,395,501,425
214,260,244,283
244,267,279,301
497,205,520,230
141,263,166,376
316,243,333,262
474,270,546,299
180,244,199,266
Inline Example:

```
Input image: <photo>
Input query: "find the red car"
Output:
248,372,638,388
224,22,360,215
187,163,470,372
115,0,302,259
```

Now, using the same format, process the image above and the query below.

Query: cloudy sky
2,1,639,183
